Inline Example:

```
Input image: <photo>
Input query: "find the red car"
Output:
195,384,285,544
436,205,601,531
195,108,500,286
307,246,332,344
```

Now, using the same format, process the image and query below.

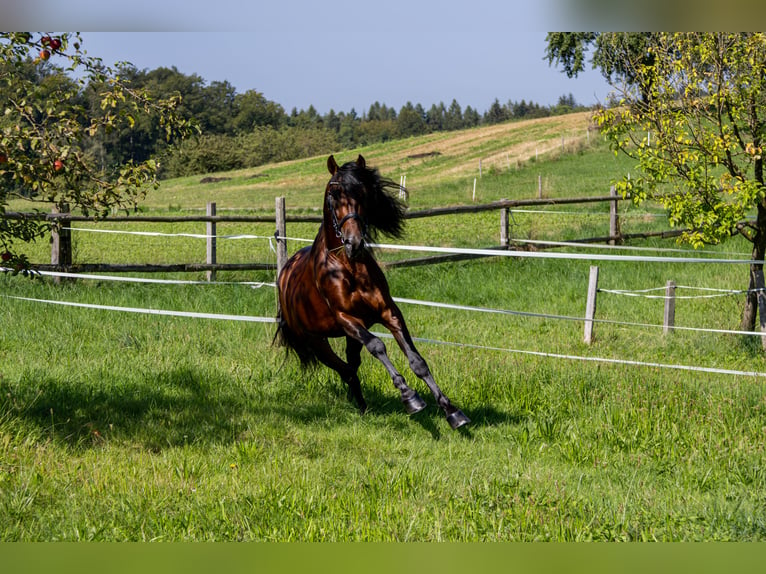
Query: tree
545,33,656,101
198,80,238,134
485,98,509,124
426,102,446,132
231,89,284,133
397,102,427,137
463,105,481,127
0,33,197,271
288,105,323,129
544,32,598,78
592,33,766,340
445,99,463,131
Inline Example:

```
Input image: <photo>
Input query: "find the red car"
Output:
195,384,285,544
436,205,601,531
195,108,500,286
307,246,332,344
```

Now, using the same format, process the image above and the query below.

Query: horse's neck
318,219,342,250
314,220,378,270
310,222,341,263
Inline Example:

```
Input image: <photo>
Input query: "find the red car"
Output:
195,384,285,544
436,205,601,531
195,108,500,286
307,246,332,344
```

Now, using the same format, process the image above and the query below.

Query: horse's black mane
334,160,406,239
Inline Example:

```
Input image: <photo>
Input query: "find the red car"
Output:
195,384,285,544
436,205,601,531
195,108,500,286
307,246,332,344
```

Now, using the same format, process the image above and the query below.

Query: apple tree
0,32,198,272
591,33,766,339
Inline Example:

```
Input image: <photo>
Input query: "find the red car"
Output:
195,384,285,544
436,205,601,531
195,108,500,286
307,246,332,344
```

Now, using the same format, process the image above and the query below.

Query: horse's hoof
402,391,427,415
446,409,471,430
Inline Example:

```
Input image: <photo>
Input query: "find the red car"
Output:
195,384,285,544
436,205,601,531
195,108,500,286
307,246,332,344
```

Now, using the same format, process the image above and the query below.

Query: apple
0,152,7,163
49,38,61,51
39,49,50,61
53,159,64,171
1,252,11,262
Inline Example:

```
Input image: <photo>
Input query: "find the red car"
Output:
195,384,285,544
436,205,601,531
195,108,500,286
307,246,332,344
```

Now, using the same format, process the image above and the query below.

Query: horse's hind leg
343,337,366,409
383,308,470,429
312,338,367,413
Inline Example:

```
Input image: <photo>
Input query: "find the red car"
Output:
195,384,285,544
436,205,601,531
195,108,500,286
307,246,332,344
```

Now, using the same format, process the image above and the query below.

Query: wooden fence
584,265,679,344
3,189,673,276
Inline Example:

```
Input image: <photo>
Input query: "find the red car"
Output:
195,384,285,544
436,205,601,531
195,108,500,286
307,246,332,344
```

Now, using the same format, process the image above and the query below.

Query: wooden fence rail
3,191,631,277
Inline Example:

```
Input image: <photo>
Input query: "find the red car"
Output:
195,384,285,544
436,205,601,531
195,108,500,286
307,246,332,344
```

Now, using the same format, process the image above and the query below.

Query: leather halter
326,182,367,241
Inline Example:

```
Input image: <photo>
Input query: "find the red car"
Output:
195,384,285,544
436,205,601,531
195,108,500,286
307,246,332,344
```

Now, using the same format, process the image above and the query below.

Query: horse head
325,154,369,260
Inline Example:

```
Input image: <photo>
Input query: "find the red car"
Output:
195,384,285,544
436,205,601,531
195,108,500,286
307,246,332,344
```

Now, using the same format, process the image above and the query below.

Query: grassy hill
143,111,609,212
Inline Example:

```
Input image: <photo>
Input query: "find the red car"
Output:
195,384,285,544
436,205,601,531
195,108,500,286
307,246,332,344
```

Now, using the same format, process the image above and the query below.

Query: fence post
663,280,676,335
206,202,216,282
51,203,72,282
537,174,542,199
609,185,621,245
500,206,509,248
584,265,599,344
275,196,287,277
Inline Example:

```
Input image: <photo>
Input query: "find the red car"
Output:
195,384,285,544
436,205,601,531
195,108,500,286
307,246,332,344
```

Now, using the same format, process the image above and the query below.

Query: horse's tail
273,309,318,368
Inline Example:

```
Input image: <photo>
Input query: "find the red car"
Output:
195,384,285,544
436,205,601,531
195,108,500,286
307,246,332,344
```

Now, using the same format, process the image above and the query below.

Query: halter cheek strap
327,191,367,240
334,212,366,238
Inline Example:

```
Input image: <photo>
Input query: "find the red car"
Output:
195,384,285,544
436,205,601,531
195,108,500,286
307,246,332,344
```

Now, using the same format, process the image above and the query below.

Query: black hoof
402,391,427,415
348,391,367,414
446,409,471,430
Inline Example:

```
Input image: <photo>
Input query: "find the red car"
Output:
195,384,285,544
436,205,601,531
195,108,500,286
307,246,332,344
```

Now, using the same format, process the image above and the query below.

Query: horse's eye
328,182,343,200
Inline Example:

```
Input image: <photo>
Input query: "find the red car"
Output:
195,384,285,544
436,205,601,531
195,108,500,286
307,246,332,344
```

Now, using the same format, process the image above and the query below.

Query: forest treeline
4,60,592,179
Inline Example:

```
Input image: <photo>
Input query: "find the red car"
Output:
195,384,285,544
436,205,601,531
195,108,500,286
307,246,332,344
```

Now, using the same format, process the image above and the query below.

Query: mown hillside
145,111,601,212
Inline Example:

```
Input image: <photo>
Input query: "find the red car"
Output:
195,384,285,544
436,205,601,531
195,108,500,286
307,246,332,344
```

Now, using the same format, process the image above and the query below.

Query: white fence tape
70,227,274,241
1,294,277,323
1,293,763,378
376,332,766,379
510,208,665,218
600,287,750,300
508,238,749,258
4,268,763,337
1,268,277,288
392,296,766,337
368,241,765,265
59,225,762,263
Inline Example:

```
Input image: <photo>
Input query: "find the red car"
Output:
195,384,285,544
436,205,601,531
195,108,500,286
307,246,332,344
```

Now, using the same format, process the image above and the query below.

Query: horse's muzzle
344,236,365,260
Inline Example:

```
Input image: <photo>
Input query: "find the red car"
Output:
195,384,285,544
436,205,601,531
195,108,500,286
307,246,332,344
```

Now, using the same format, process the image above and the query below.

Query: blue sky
4,0,618,115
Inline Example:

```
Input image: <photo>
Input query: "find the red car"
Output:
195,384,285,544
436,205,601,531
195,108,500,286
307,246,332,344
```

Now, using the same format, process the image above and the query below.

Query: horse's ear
356,155,366,169
327,155,338,175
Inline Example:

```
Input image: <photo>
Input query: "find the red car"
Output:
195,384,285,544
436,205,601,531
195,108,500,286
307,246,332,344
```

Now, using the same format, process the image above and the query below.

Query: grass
3,113,766,541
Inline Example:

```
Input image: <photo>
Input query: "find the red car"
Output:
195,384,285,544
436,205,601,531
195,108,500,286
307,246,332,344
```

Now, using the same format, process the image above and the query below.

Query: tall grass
2,116,766,540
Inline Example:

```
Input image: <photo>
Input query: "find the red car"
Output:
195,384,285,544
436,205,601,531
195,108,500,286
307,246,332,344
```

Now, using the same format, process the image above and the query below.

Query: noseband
327,183,367,241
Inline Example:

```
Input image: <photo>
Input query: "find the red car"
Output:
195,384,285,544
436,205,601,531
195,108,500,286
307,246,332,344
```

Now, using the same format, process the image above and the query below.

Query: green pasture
2,117,766,540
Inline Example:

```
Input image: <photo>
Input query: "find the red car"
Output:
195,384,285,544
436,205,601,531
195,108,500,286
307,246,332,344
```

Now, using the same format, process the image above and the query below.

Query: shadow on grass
0,365,512,450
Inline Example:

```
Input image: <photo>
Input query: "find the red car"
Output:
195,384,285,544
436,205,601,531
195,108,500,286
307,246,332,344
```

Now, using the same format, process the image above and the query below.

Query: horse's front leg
337,314,427,416
382,306,470,429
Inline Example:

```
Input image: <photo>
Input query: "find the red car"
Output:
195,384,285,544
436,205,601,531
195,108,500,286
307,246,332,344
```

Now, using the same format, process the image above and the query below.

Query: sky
0,0,622,116
77,29,613,115
5,0,759,117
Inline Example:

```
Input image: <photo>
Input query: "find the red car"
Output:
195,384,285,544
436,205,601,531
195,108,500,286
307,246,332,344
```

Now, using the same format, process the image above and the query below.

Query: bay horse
275,155,470,430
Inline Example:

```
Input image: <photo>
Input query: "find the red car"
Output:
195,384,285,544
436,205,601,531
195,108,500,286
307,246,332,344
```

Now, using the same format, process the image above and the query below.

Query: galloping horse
275,155,470,430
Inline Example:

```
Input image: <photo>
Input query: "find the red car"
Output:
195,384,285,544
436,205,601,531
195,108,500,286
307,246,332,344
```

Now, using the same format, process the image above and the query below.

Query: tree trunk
741,269,758,332
742,203,766,350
